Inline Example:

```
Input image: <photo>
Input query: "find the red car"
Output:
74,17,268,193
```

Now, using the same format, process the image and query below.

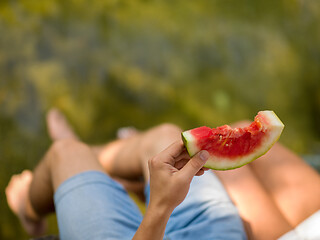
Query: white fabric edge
278,210,320,240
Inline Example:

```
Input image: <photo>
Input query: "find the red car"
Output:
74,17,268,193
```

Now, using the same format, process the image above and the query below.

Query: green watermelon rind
181,111,284,170
182,132,191,156
204,133,281,171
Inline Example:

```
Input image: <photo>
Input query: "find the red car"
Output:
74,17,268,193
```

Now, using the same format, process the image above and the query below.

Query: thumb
179,150,209,180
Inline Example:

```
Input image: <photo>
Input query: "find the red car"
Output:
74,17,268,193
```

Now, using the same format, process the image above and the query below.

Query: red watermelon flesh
181,111,284,170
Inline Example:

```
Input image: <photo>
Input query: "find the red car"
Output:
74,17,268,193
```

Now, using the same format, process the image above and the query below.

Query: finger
174,149,192,169
167,140,185,158
174,159,189,170
176,150,191,162
178,150,209,180
175,160,210,171
195,169,205,176
158,140,185,165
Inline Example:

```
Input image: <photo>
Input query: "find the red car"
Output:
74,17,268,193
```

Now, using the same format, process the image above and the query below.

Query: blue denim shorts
54,171,247,240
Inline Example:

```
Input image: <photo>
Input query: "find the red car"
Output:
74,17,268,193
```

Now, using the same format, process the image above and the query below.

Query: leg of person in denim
215,121,320,240
6,109,247,239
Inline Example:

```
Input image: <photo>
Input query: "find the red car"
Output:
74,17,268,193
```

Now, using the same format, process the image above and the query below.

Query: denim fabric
54,171,142,240
145,171,247,240
54,171,247,240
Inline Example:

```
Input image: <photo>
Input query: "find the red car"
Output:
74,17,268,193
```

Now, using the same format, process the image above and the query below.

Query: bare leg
46,109,182,181
8,108,183,237
96,123,182,182
214,121,294,240
229,121,320,226
5,170,47,236
215,120,320,239
214,166,292,240
250,143,320,227
46,108,79,141
46,109,182,198
6,139,104,237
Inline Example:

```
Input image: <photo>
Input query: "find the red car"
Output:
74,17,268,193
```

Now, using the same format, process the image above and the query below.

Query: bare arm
133,204,171,240
133,141,209,240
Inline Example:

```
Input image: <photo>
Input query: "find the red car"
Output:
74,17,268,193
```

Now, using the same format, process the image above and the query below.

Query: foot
46,108,78,141
5,170,47,236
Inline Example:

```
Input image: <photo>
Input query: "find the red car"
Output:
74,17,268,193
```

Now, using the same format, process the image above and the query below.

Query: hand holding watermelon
133,141,210,240
182,111,284,170
148,141,210,212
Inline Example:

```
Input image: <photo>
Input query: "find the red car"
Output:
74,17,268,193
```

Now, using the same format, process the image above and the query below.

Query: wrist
132,202,172,240
147,203,172,220
148,196,175,218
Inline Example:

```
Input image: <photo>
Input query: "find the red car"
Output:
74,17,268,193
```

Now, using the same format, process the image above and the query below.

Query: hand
132,141,209,240
148,140,209,213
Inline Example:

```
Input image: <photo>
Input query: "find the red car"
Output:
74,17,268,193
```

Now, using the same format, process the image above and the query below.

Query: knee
150,123,182,146
51,139,85,153
49,139,90,165
139,123,182,156
152,123,182,139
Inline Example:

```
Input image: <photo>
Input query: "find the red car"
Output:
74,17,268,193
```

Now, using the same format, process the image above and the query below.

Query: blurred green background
1,0,320,239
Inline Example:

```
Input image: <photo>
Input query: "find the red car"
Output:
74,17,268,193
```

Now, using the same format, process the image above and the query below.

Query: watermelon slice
181,111,284,170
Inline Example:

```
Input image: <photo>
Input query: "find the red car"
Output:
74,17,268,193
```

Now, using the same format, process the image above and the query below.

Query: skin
214,121,320,240
133,142,209,240
5,109,209,239
5,110,320,239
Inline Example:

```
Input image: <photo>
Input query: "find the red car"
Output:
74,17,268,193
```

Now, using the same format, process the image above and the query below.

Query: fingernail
199,150,209,161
